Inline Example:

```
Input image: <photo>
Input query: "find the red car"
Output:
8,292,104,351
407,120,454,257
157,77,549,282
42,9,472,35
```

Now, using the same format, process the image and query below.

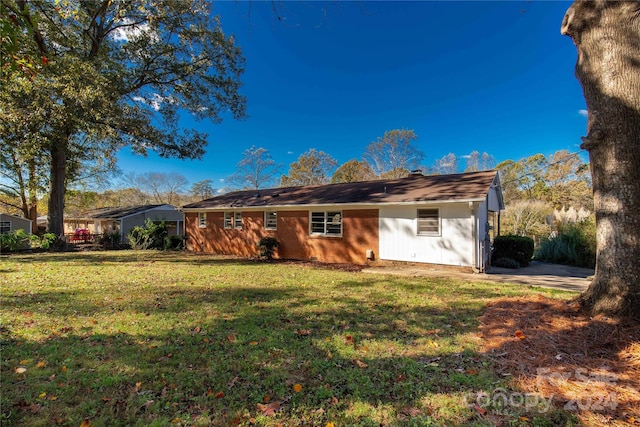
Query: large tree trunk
48,138,67,238
27,159,38,234
561,1,640,319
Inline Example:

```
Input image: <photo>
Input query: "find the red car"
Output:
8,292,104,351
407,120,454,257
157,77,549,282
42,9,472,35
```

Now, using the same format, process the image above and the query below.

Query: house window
198,213,207,228
225,211,242,229
0,221,10,234
224,212,232,229
310,211,342,236
265,211,277,230
417,209,440,236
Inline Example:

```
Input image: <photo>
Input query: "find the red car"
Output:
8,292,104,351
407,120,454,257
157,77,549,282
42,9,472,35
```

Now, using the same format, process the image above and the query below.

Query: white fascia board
181,198,487,213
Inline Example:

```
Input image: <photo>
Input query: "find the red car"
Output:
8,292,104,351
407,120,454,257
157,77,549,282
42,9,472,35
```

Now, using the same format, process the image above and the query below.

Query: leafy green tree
0,76,51,230
501,200,553,240
101,188,149,207
363,129,424,179
3,0,246,236
190,180,215,200
496,154,549,204
65,190,100,217
331,159,376,183
542,150,592,210
228,146,281,190
0,0,45,78
281,149,337,187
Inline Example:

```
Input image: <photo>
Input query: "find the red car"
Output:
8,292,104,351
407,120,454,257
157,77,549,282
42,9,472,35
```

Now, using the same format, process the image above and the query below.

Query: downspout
470,202,479,273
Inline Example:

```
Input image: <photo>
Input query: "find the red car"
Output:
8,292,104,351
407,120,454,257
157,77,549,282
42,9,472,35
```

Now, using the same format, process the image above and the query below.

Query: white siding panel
487,187,501,212
379,204,474,267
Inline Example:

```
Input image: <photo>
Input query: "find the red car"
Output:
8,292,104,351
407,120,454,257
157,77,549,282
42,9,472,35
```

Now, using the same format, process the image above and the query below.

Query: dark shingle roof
70,205,168,220
183,171,499,210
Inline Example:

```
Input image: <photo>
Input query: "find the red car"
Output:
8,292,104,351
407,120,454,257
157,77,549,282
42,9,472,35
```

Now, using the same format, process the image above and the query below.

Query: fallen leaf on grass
79,420,92,427
227,334,236,342
228,376,239,388
474,404,487,415
514,330,526,339
36,361,47,368
293,383,303,392
257,401,280,416
295,329,311,336
15,367,27,374
354,359,368,368
345,335,355,345
326,423,335,427
214,391,224,399
400,406,424,417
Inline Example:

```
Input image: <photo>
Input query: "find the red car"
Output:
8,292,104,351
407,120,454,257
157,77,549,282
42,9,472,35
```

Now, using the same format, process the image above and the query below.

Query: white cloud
111,18,154,43
219,178,225,182
133,93,172,111
287,151,294,155
578,109,588,117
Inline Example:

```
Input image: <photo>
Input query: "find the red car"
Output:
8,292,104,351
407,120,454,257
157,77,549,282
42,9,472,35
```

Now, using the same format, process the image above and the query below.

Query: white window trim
264,211,277,230
234,212,242,229
198,213,207,228
223,212,232,229
309,211,342,236
417,208,441,236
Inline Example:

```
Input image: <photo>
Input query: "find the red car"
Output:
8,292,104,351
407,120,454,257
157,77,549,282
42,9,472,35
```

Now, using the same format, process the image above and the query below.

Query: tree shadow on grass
2,281,504,427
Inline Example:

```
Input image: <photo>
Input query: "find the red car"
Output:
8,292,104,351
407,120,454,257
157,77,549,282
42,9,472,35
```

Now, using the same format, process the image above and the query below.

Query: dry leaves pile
480,294,640,426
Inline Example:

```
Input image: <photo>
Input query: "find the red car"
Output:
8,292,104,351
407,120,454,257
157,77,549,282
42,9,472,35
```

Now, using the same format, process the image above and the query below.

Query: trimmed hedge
492,257,521,269
492,235,534,267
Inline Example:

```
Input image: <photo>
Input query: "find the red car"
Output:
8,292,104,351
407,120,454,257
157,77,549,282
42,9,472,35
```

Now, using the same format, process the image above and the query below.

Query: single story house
182,170,504,272
0,213,32,235
64,204,185,242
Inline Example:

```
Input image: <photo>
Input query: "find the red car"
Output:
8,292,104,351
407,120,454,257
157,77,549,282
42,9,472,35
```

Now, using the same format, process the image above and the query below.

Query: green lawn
0,252,576,427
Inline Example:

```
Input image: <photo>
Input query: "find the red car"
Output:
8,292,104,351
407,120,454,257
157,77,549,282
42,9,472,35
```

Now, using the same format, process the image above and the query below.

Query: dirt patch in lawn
480,295,640,426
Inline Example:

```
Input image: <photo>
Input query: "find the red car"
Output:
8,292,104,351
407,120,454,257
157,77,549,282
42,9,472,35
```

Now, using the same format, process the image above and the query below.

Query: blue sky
116,0,587,190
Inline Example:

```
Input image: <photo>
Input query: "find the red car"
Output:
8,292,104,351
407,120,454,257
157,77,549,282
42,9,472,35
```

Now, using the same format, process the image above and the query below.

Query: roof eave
181,197,488,212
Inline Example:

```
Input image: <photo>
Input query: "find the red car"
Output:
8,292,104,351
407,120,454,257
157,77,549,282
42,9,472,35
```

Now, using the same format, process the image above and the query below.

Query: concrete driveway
362,261,594,292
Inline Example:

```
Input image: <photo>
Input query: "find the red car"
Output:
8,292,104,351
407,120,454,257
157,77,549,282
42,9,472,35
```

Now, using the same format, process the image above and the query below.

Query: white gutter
469,202,478,272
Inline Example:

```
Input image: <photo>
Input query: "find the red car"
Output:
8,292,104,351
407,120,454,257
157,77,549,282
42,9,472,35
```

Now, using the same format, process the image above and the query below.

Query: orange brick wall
185,209,379,265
